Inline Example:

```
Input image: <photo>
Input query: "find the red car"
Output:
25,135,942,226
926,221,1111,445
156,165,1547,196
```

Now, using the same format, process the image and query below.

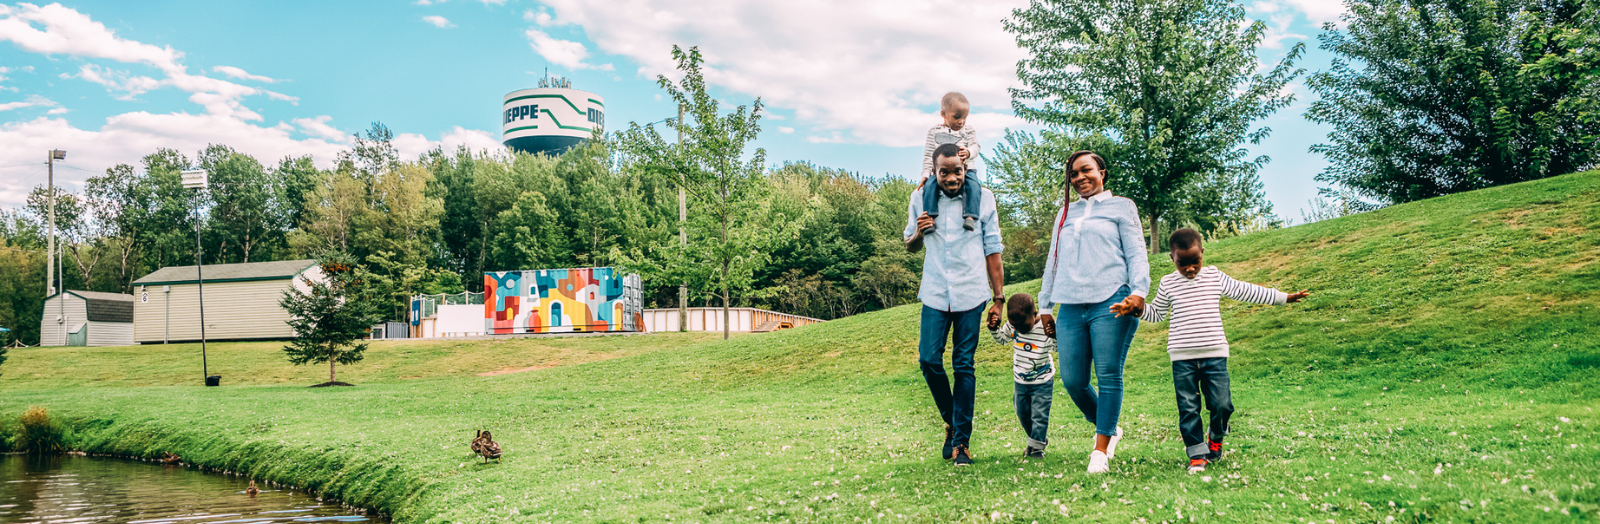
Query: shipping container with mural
483,267,642,334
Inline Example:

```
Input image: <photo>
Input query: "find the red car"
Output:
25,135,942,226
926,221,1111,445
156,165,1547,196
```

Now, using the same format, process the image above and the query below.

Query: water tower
502,76,605,156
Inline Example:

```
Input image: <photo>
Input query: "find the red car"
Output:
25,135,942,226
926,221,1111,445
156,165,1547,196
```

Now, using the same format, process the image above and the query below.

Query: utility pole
47,150,65,345
677,103,688,332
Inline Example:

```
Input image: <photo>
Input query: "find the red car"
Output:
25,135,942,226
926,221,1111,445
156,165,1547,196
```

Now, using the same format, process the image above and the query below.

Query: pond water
0,455,387,524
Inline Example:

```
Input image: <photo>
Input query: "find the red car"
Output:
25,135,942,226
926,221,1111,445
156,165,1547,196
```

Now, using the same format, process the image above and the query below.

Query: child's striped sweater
1140,266,1288,361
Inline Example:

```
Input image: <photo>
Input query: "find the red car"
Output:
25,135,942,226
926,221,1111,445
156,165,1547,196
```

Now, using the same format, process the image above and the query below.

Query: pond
0,454,387,524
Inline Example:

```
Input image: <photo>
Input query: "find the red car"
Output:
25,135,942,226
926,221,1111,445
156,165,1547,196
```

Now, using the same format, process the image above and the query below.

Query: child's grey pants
1014,381,1053,450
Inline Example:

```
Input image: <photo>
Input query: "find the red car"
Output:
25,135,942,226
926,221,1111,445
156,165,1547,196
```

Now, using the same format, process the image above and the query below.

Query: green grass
3,171,1598,523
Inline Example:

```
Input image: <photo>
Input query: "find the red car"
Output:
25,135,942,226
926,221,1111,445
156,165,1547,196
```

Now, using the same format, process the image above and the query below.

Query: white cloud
394,127,504,160
1253,0,1347,26
0,5,500,208
523,9,557,26
526,29,613,71
1282,0,1348,25
0,3,293,119
0,94,57,112
423,15,455,28
1259,12,1308,49
212,65,279,83
537,0,1031,148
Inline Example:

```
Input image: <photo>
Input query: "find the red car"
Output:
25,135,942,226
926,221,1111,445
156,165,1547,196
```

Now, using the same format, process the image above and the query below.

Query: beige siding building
132,259,323,344
39,290,136,347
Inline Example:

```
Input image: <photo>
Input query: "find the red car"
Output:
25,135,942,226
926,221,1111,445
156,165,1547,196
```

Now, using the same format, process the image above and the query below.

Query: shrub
18,406,65,454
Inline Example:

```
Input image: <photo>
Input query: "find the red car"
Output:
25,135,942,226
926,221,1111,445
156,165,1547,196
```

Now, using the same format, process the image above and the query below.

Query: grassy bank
2,171,1598,523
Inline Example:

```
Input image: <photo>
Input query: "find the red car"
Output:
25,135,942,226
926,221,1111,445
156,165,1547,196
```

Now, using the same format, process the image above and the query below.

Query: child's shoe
1024,446,1045,458
963,216,977,231
1086,450,1110,473
1187,458,1207,474
1206,440,1223,462
953,445,973,466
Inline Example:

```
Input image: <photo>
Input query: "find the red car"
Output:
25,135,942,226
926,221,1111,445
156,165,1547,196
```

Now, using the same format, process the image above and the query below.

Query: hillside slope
2,171,1597,523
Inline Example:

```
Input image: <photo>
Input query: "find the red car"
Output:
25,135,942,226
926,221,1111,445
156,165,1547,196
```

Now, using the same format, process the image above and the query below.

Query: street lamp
181,168,216,386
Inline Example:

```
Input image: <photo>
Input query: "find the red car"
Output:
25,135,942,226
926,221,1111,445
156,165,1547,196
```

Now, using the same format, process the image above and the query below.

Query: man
905,142,1006,466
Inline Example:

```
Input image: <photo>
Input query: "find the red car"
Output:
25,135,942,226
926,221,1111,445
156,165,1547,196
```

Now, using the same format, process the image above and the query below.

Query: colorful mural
483,267,642,334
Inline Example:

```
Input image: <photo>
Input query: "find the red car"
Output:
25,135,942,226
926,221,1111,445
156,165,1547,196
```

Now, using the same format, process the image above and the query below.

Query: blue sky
0,0,1347,219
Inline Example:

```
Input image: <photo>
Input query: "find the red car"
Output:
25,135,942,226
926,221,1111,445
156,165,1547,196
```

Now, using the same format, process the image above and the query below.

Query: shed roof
42,290,135,323
133,259,317,286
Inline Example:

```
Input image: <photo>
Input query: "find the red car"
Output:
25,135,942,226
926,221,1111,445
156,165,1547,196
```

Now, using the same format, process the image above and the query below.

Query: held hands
1109,295,1145,318
1037,313,1056,338
986,301,1004,331
1287,289,1310,303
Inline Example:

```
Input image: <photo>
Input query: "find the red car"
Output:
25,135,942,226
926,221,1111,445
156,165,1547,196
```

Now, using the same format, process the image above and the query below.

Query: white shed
39,290,136,347
132,259,323,344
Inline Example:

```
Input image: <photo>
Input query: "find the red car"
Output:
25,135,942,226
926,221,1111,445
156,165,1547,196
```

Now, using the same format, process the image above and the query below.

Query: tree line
1,0,1593,347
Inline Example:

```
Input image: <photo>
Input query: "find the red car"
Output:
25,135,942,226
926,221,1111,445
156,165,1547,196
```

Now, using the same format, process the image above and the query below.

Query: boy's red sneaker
1187,458,1207,473
1207,440,1223,461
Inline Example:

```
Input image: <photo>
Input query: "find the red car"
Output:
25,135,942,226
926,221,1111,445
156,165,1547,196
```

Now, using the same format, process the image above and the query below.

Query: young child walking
988,292,1057,458
1112,228,1309,473
920,92,983,234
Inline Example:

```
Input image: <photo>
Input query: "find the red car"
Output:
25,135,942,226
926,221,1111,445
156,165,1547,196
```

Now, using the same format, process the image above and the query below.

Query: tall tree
1306,0,1600,205
1006,0,1303,252
199,145,289,263
617,45,797,338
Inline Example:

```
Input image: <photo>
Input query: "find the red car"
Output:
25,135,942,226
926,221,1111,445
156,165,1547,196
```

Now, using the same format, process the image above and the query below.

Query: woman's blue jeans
1055,286,1139,437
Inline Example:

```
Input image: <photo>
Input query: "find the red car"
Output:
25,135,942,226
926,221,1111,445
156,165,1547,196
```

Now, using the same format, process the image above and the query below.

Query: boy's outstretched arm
1287,290,1310,303
1219,271,1291,305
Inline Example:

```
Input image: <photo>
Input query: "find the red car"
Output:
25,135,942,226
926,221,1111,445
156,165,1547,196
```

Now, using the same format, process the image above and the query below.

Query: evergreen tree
279,253,381,386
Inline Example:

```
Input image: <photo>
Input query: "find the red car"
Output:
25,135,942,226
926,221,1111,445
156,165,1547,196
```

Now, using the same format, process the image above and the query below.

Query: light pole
47,149,65,345
181,168,213,386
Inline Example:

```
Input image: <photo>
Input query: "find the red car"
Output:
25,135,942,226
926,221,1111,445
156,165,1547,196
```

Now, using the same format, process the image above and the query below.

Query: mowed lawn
2,171,1598,523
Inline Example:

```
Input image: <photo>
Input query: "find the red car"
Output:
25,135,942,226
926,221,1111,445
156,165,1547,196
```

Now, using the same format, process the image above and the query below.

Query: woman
1036,150,1149,474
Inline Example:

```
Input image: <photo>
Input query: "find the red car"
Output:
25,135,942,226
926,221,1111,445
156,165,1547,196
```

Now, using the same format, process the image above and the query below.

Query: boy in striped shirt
1112,228,1309,473
988,292,1057,458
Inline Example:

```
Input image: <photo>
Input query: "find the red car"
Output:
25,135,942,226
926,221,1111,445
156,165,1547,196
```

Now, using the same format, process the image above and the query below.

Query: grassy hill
2,171,1597,523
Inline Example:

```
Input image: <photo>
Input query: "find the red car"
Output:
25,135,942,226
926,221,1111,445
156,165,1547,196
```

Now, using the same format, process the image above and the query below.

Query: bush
18,406,65,454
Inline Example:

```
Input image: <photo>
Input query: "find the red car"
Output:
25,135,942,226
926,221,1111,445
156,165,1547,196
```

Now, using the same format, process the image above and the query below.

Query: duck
160,452,181,465
471,430,502,464
246,480,259,497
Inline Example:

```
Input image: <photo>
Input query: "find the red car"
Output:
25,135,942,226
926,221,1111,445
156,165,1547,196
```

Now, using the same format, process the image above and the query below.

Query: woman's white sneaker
1086,450,1110,473
1105,426,1123,460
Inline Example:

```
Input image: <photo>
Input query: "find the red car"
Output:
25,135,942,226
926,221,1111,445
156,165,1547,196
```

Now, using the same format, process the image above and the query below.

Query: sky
0,0,1349,219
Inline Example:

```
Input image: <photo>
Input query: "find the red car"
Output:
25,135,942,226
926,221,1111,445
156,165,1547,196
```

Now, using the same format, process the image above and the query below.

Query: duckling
246,480,259,497
160,452,181,465
472,430,502,463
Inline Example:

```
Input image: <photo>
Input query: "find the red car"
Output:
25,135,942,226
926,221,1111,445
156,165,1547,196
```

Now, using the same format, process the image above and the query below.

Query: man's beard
940,181,964,198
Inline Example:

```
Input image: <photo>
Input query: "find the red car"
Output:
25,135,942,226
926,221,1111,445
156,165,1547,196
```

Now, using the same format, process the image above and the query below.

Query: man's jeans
1056,285,1139,437
1014,381,1053,450
1172,357,1234,459
919,303,985,447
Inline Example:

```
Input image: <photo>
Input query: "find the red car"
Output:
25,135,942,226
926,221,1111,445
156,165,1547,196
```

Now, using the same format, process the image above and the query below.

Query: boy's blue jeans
919,303,984,448
1015,381,1053,450
922,170,982,222
1055,285,1139,437
1172,357,1233,459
